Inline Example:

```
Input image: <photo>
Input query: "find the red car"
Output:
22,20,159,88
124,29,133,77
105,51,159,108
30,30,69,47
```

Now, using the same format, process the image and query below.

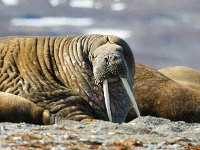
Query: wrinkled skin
126,64,200,123
0,35,135,124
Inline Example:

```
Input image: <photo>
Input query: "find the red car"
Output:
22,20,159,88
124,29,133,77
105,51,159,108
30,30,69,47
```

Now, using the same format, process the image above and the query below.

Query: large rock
127,64,200,123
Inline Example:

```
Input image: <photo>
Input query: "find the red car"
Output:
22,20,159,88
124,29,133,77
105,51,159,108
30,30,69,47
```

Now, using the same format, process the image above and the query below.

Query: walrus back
0,35,102,103
0,36,69,102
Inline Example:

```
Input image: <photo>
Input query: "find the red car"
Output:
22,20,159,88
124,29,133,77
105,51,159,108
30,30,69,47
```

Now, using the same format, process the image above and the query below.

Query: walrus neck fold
88,35,108,64
51,35,138,123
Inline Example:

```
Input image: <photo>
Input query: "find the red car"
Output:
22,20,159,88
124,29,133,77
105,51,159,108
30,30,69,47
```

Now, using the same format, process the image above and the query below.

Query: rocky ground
0,116,199,149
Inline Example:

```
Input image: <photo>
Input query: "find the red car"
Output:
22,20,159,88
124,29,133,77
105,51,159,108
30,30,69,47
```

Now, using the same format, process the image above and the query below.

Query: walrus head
89,35,140,123
93,44,128,84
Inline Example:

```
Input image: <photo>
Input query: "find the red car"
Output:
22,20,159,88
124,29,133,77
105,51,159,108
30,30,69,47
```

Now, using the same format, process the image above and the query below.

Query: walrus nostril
109,55,118,61
104,57,109,63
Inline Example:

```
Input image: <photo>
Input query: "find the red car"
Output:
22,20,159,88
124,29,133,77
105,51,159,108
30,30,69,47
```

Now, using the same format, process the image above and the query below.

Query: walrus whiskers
103,78,140,122
121,78,141,117
103,79,113,122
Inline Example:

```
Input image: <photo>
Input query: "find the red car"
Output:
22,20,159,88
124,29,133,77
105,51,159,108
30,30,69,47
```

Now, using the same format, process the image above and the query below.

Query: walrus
159,66,200,91
126,64,200,123
0,92,50,125
0,35,140,124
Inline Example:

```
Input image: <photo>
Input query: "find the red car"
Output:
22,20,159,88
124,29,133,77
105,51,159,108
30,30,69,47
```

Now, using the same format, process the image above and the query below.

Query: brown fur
0,35,135,124
159,66,200,91
0,92,50,124
126,64,200,123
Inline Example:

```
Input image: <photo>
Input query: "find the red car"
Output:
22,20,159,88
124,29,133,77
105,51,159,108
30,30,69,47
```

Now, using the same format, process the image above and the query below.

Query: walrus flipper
0,92,51,125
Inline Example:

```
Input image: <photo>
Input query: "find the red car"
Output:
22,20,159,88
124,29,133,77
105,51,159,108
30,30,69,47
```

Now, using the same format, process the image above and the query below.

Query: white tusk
103,79,112,122
121,78,141,117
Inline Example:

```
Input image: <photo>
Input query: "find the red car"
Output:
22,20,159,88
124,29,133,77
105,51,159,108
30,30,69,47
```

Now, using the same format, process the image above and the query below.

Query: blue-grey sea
0,0,200,70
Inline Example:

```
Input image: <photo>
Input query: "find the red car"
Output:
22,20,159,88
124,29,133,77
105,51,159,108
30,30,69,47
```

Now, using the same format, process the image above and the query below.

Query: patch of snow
1,0,18,6
69,0,94,8
11,17,94,27
49,0,67,7
111,3,126,11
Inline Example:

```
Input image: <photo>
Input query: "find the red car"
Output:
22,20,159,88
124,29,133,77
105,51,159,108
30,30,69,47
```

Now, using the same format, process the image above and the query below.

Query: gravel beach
0,116,200,149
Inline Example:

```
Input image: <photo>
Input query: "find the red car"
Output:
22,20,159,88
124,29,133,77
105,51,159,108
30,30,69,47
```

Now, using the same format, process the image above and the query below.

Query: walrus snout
103,54,120,64
93,53,128,84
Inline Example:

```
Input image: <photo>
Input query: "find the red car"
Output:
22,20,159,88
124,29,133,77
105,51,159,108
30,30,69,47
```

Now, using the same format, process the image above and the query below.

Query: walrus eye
103,79,112,122
120,78,141,117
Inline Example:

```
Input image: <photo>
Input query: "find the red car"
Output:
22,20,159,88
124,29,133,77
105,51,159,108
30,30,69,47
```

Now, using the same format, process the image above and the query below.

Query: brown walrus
3,34,199,124
126,64,200,123
0,35,139,124
159,66,200,91
0,92,50,125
